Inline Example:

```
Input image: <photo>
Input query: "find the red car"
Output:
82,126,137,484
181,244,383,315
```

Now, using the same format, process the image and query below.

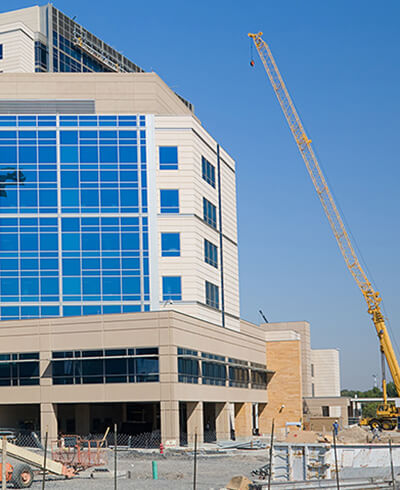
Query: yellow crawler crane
249,32,400,430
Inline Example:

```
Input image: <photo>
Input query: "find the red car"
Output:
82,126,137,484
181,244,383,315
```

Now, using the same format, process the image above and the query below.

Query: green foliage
361,402,380,418
341,386,382,398
341,383,400,419
387,382,397,397
341,382,398,399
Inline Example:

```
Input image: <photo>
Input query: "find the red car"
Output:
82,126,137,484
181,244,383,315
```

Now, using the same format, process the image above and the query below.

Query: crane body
249,32,400,429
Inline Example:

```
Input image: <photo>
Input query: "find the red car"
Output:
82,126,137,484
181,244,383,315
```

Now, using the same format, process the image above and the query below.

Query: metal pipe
41,431,48,489
268,418,275,490
333,429,340,490
193,432,197,490
114,423,117,490
389,438,395,489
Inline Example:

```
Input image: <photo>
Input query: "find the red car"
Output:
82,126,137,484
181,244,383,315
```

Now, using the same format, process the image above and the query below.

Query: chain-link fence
0,429,43,448
88,430,161,449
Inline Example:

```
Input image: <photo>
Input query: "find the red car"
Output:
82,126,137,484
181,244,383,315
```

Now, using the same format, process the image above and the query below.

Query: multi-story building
0,5,265,444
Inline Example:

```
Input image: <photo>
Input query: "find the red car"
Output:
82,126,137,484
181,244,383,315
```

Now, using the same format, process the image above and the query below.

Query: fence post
332,429,340,490
114,423,118,490
193,431,198,490
42,431,48,490
1,436,6,489
267,418,275,490
389,438,395,489
152,460,158,480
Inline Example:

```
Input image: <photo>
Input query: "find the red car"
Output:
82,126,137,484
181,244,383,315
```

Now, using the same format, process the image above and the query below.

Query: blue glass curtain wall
0,115,150,320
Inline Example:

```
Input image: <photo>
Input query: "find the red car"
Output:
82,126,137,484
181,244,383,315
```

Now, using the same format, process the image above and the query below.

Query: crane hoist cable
248,31,400,402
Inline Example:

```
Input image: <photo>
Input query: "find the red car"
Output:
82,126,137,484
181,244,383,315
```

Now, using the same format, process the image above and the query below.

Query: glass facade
160,189,179,213
161,233,180,257
162,276,182,301
52,347,159,385
0,352,40,386
177,348,270,390
0,114,151,321
202,156,215,188
204,239,218,268
35,41,48,72
203,197,217,229
159,146,178,170
205,281,219,310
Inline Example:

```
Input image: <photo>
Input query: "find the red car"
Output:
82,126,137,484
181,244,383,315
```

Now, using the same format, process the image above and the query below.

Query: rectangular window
322,406,330,417
161,233,180,257
203,198,217,229
159,146,178,170
311,363,314,377
160,189,179,213
202,360,226,386
0,352,40,387
202,156,215,188
0,44,3,60
204,239,218,268
205,280,219,309
52,348,159,385
162,276,182,301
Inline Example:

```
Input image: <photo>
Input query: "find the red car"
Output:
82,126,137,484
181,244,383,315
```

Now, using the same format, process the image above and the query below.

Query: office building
0,4,262,444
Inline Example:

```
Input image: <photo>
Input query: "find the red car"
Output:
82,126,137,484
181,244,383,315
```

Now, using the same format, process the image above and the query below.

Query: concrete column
187,401,203,446
258,403,270,435
215,402,230,441
40,403,58,443
234,402,252,439
75,404,90,436
160,400,179,447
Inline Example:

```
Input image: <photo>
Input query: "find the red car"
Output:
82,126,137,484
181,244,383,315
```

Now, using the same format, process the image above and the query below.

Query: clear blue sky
2,0,400,390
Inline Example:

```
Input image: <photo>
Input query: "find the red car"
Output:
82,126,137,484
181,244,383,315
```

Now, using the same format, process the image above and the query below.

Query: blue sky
2,0,400,390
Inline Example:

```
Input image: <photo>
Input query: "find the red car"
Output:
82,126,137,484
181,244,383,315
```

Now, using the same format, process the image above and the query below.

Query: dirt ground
29,450,269,489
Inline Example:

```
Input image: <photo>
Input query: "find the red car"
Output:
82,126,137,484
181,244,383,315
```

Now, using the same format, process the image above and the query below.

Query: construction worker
333,420,339,437
371,426,381,442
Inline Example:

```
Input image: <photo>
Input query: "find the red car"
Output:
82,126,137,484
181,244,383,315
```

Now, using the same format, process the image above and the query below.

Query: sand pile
337,425,369,443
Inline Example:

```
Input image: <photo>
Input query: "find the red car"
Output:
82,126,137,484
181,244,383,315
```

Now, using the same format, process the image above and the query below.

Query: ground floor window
52,347,159,385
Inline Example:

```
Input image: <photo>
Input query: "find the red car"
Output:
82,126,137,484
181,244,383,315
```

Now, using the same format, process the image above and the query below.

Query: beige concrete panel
311,349,341,397
0,387,42,404
187,401,203,446
160,400,179,445
0,73,193,115
173,384,267,404
216,402,230,441
0,7,41,33
234,402,252,438
40,403,58,442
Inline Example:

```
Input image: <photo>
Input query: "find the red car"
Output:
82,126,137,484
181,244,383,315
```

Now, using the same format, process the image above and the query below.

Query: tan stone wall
260,340,303,433
234,402,252,438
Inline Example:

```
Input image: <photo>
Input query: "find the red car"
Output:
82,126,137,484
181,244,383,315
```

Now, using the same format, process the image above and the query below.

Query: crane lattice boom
249,32,400,397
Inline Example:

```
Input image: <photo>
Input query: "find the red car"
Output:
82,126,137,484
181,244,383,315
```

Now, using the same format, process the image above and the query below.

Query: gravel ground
25,450,268,489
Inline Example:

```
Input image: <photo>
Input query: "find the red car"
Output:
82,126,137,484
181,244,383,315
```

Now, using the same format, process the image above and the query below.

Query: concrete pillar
160,400,179,447
75,404,90,435
258,403,270,435
215,402,230,441
40,403,58,443
187,401,203,446
234,402,252,439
